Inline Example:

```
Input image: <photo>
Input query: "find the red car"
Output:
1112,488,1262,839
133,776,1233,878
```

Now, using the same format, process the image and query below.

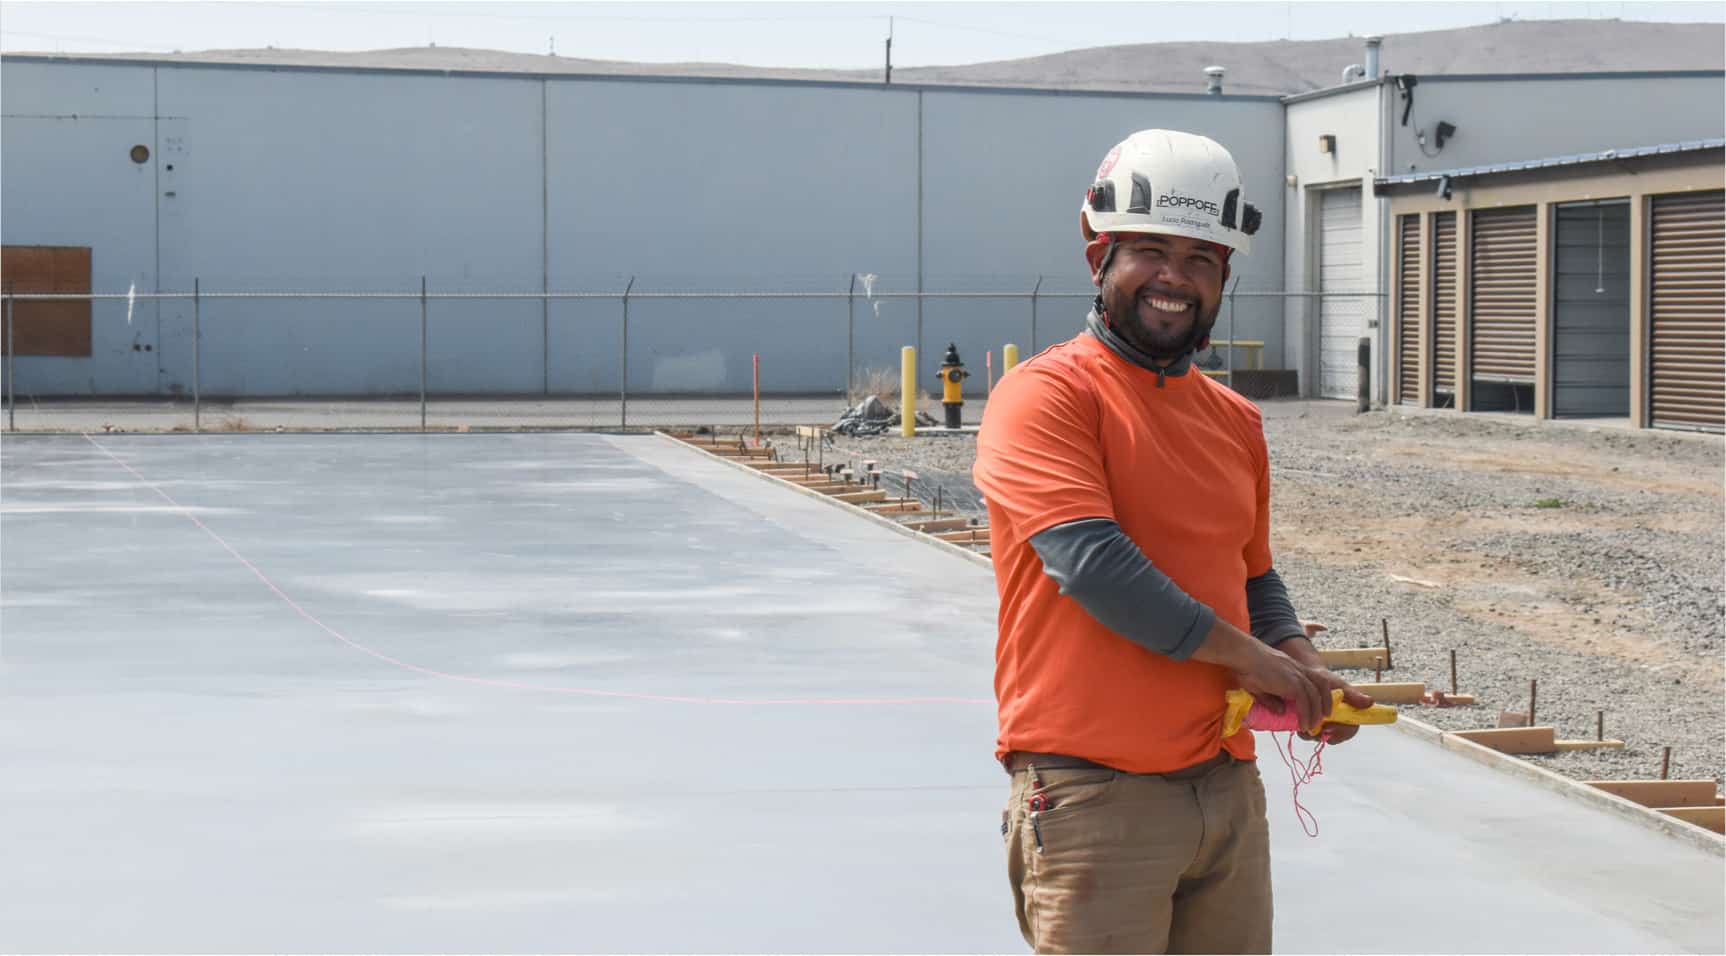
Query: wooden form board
1352,682,1426,704
1318,648,1388,669
1655,806,1725,833
832,490,886,504
1583,780,1721,808
1450,726,1557,754
862,501,922,513
935,529,991,544
1553,739,1626,752
903,518,970,532
1,245,93,357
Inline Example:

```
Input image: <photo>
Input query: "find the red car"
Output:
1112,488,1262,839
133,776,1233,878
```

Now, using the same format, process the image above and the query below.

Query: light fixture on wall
1436,175,1453,200
1319,134,1336,155
129,145,150,164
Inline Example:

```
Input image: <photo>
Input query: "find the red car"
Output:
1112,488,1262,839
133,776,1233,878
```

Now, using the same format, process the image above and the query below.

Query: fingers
1301,619,1327,638
1340,684,1375,710
1322,724,1360,745
1294,672,1326,733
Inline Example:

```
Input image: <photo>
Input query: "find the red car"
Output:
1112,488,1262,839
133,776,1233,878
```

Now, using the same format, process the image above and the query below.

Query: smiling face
1087,233,1230,362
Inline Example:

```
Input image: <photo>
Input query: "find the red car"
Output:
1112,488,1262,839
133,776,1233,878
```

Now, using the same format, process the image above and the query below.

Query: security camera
1436,175,1453,200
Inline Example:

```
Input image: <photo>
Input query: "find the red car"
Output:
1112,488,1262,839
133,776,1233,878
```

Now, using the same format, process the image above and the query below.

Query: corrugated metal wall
0,59,1286,398
1649,190,1725,432
1468,207,1539,384
1430,212,1457,405
1395,214,1420,405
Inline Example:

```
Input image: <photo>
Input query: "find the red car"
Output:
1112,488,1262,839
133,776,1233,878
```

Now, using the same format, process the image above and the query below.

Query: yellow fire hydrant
937,343,970,429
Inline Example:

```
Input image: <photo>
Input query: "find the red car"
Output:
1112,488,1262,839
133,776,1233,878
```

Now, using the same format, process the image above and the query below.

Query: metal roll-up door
1318,187,1365,399
1553,200,1630,419
1469,207,1539,384
1431,212,1457,406
1650,190,1725,432
1396,214,1420,404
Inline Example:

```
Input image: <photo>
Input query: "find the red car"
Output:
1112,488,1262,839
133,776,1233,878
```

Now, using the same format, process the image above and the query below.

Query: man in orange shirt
973,129,1373,954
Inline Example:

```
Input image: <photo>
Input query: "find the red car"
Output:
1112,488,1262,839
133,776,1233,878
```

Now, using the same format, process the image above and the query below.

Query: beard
1103,280,1220,360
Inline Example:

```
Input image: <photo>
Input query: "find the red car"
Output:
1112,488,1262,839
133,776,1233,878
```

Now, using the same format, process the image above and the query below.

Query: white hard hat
1080,129,1260,256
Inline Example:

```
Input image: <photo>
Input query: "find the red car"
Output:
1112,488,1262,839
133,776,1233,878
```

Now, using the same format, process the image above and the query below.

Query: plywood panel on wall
1,245,92,357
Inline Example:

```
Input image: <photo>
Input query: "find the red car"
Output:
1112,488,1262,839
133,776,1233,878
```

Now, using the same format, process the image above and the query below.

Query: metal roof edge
1372,139,1726,190
0,53,1286,102
1412,69,1725,82
1281,78,1383,105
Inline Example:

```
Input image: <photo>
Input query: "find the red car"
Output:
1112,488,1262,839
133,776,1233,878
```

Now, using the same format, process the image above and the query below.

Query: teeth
1145,296,1190,313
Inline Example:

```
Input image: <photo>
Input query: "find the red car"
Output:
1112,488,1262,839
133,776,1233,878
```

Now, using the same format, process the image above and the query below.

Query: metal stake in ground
1381,618,1392,670
1661,747,1672,780
1528,679,1537,726
1450,649,1458,695
1597,710,1604,742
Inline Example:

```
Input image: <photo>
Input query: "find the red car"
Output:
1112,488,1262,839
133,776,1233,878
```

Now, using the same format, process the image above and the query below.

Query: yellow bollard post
901,346,916,437
1003,343,1020,372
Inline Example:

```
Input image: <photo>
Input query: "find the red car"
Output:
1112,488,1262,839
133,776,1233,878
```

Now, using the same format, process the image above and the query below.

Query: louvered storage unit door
1396,215,1420,404
1469,207,1539,382
1650,190,1725,432
1431,212,1458,403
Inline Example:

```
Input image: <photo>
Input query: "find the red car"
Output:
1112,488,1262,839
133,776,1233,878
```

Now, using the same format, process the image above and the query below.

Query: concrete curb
662,431,1723,857
652,432,994,571
1391,713,1725,856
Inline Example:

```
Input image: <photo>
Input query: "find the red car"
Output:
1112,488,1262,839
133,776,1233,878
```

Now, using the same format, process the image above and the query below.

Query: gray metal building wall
1,57,1286,398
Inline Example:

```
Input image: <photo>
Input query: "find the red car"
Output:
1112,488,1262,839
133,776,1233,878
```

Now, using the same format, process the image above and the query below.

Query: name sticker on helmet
1156,191,1221,217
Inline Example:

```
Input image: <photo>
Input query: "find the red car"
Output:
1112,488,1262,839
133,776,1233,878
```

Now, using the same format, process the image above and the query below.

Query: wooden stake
1450,649,1458,695
1375,662,1382,683
1381,619,1392,669
1661,747,1671,780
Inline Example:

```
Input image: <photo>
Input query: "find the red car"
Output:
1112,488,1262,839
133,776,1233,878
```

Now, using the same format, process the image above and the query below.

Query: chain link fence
0,285,1384,433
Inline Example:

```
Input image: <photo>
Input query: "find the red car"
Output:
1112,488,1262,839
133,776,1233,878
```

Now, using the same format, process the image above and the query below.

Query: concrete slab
2,433,1720,953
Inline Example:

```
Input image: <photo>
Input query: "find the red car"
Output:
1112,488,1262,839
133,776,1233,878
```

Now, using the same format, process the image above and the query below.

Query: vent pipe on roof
1364,35,1382,79
1204,65,1225,95
1342,63,1365,83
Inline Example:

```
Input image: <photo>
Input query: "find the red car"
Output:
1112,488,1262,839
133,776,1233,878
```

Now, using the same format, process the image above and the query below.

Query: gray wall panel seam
541,77,549,396
153,65,162,394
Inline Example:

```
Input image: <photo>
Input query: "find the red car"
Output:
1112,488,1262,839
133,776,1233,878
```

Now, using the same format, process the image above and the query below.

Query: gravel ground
773,402,1726,789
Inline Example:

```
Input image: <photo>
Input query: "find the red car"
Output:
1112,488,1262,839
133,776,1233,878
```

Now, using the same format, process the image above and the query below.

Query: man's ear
1084,241,1108,287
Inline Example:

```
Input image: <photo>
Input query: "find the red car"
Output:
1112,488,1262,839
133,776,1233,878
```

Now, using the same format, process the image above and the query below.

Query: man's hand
1273,637,1373,744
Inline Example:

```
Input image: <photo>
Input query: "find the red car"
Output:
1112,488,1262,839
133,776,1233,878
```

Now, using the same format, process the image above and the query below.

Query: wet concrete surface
2,433,1719,953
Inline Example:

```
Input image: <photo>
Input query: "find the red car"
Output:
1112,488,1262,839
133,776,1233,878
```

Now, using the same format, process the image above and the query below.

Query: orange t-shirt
973,331,1274,773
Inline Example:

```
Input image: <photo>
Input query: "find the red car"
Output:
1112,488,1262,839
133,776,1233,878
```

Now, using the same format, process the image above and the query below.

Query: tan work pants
1003,757,1272,954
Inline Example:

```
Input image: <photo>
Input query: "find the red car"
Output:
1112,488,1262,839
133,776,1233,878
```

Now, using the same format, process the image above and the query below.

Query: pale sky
3,0,1722,69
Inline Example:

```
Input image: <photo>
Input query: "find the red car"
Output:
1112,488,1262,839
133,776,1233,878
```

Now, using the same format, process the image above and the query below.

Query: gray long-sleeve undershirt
1029,518,1306,661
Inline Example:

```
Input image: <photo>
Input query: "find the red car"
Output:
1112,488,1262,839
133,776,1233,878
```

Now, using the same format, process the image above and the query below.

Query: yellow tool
1222,688,1399,738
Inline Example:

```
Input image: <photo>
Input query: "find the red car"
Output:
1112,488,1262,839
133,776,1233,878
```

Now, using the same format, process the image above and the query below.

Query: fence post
1357,335,1372,414
193,278,202,433
5,282,14,433
620,276,635,430
846,274,856,406
420,276,428,432
1030,275,1042,354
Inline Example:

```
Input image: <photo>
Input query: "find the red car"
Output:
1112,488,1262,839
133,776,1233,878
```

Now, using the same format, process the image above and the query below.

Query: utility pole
884,17,893,85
